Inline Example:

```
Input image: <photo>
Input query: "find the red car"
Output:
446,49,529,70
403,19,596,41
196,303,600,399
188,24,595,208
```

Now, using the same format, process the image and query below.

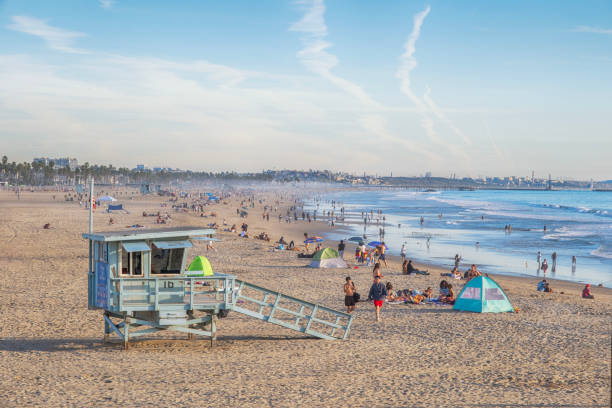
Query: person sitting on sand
406,260,429,275
439,280,450,297
423,287,433,300
43,223,51,230
439,284,456,304
466,264,482,281
582,284,594,299
385,282,398,301
278,236,288,245
544,282,553,293
537,279,547,292
288,240,295,250
402,260,408,275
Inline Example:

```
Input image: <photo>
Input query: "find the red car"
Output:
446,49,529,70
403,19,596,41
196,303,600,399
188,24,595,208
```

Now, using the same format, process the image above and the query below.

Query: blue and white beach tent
453,276,514,313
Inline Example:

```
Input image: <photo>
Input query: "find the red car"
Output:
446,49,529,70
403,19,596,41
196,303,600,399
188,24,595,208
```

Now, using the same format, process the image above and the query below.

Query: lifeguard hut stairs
232,280,353,341
102,277,354,348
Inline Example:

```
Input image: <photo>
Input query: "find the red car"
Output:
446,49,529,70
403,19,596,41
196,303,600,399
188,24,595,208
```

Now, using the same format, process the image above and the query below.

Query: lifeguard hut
84,226,353,349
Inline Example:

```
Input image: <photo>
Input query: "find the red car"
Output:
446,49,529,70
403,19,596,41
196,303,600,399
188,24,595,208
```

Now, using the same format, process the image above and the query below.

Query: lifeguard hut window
121,250,143,276
151,248,183,274
120,242,150,276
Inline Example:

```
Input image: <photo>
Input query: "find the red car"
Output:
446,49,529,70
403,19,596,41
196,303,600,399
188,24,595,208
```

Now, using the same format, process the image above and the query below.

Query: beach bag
353,292,361,302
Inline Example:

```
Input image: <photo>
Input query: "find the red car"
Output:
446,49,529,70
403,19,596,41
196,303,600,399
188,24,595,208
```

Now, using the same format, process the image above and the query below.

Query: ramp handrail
233,279,354,340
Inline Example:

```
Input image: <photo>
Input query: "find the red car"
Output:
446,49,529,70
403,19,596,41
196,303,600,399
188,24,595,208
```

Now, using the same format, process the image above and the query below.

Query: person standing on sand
344,277,356,313
400,243,406,262
378,242,388,267
338,240,345,259
368,275,387,322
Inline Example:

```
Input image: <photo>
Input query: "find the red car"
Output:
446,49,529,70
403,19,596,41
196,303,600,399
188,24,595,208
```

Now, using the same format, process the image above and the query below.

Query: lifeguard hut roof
82,226,215,242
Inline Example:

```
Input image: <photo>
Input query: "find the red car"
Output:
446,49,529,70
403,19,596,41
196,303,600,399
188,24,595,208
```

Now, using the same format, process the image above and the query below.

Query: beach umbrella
347,237,364,243
367,241,388,249
304,237,324,244
97,195,116,202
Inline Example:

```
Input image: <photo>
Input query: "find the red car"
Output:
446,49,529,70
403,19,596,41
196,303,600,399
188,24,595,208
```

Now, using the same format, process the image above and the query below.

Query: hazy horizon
1,0,610,179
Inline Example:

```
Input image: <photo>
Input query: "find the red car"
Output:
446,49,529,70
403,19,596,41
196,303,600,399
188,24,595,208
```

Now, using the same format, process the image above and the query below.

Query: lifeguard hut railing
108,274,237,314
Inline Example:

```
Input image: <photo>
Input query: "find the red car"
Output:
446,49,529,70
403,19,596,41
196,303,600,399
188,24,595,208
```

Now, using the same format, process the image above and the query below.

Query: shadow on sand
0,337,104,352
0,334,315,353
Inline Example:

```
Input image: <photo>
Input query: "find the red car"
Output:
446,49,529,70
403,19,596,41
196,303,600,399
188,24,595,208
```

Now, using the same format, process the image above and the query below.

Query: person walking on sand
378,242,388,267
344,277,356,313
338,240,345,259
368,275,387,322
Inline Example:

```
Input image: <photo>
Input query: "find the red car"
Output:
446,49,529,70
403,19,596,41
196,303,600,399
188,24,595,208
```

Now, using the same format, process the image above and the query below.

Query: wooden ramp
232,280,354,340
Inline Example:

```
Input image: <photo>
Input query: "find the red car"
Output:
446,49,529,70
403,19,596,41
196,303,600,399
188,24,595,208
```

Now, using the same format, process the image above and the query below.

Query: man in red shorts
368,275,388,322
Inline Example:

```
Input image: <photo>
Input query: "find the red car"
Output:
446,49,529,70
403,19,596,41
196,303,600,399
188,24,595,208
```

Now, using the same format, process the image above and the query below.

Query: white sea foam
591,245,612,259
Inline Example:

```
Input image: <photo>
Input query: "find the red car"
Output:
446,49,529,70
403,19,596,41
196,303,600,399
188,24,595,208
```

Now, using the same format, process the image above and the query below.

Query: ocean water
305,189,612,287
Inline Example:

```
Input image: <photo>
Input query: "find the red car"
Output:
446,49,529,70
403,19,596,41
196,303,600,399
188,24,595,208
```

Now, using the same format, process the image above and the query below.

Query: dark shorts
345,295,356,306
379,254,386,260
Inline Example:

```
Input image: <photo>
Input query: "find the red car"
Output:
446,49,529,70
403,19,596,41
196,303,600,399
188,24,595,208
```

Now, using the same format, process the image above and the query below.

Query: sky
0,0,611,179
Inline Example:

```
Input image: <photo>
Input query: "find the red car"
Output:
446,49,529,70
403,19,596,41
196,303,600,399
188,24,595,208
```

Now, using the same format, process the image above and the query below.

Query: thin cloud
99,0,115,9
396,6,439,143
423,86,472,145
8,16,88,54
573,25,612,35
289,0,381,108
396,6,472,164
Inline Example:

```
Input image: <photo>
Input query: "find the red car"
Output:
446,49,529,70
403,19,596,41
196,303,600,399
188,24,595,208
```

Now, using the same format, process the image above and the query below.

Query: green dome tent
453,276,514,313
309,248,347,268
185,256,214,277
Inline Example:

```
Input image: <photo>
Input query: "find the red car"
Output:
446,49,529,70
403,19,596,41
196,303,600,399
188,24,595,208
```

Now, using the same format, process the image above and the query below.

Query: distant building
425,171,432,178
33,157,78,170
135,164,146,171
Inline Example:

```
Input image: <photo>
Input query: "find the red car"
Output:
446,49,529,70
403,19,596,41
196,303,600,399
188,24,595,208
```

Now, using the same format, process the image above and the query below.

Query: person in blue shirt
537,279,547,292
368,275,388,322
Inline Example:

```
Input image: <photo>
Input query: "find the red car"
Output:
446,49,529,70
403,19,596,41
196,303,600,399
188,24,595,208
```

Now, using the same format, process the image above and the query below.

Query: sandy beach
0,188,610,407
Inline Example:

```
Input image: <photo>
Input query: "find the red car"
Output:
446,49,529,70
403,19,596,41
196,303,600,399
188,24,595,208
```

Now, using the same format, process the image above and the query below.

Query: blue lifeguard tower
84,227,353,349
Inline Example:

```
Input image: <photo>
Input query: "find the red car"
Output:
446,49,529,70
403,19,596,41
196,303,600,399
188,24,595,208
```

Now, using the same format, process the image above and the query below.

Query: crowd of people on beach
128,190,601,319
